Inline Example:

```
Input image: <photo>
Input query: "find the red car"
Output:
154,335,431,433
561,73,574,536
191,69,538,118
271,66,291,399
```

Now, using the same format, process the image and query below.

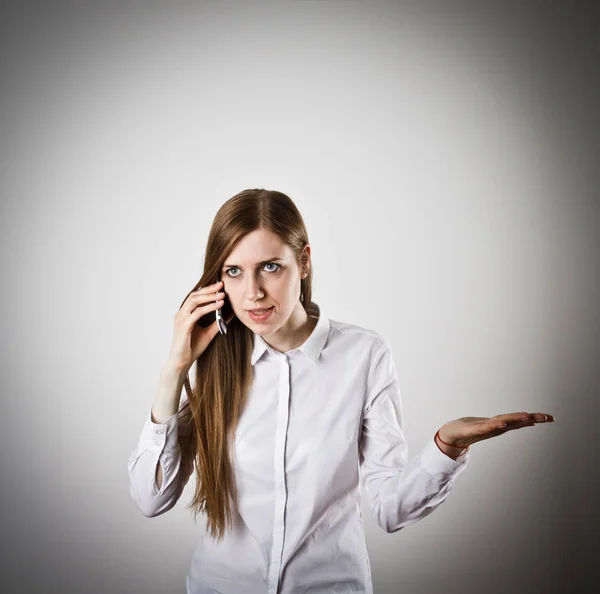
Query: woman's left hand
437,412,556,455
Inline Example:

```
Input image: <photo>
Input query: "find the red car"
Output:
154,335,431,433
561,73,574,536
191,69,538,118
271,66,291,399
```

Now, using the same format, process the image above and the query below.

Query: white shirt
128,301,470,594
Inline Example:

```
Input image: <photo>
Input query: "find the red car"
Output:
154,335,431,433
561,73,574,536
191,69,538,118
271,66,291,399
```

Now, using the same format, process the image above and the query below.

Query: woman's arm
127,365,196,518
359,339,470,534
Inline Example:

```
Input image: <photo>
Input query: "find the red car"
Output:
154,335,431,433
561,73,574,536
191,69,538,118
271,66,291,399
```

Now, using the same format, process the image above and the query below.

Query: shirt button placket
267,354,291,594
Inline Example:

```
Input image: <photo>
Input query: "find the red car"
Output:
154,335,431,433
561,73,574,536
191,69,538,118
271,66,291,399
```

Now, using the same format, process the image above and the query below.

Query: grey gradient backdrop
1,1,597,593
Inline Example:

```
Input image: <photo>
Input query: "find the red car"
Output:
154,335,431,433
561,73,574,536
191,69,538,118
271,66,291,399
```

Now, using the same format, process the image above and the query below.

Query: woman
127,188,555,594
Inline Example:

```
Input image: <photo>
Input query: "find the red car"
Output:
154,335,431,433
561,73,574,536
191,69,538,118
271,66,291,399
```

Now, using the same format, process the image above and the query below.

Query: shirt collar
250,301,330,365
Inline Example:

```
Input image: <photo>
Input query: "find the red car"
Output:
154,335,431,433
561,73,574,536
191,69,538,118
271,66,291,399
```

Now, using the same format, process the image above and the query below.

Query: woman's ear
300,245,311,276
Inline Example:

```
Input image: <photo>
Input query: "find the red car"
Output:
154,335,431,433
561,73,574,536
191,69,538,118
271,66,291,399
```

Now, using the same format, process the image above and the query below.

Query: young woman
127,188,555,594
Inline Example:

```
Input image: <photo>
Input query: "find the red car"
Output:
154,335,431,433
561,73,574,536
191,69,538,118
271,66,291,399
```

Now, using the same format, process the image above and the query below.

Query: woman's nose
245,278,264,300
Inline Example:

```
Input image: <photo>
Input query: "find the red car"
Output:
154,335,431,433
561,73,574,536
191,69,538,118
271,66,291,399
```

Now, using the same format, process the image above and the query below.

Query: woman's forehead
225,231,293,265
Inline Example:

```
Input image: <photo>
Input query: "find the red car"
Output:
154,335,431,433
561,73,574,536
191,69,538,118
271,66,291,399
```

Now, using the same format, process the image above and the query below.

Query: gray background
1,1,597,593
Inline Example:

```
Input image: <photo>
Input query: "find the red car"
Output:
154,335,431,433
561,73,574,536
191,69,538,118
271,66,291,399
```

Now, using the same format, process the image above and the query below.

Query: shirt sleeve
359,339,470,533
127,399,195,518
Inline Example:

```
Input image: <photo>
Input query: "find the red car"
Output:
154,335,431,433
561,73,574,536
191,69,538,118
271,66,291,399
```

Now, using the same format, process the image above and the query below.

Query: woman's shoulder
328,316,387,350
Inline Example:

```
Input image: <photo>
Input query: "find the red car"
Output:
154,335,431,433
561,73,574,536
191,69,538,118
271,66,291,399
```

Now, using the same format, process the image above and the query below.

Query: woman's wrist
434,429,469,460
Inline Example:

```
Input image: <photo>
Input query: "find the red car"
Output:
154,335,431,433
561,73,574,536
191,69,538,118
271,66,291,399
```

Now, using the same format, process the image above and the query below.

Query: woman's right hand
166,280,233,373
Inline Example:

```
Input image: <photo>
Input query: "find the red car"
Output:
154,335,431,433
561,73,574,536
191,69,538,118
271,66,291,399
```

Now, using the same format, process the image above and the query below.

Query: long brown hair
177,188,313,541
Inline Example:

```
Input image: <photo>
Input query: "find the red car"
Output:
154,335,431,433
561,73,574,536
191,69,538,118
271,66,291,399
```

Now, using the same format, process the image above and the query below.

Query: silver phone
216,274,227,335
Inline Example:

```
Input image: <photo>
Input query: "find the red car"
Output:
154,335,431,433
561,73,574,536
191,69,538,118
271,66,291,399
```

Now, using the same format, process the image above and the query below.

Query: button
155,440,161,446
156,429,164,434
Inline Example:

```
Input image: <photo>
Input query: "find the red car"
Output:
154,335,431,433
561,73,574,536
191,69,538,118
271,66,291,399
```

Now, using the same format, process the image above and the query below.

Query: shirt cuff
139,408,180,450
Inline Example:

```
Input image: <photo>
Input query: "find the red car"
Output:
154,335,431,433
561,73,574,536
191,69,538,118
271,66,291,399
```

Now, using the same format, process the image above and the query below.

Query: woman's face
220,228,309,336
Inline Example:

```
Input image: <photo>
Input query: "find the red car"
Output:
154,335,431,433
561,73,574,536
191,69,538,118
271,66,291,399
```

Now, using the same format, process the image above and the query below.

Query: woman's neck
260,301,318,354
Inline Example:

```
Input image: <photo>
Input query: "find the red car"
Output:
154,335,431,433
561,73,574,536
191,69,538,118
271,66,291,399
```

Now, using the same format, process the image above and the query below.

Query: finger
477,419,537,442
202,280,224,292
531,412,555,422
497,419,537,432
191,281,223,300
191,301,224,328
503,412,554,424
182,286,224,315
194,289,225,305
492,412,534,423
493,411,556,424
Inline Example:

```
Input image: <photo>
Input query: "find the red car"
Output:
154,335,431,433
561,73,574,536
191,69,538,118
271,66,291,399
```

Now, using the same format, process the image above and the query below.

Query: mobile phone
215,274,227,335
196,274,231,333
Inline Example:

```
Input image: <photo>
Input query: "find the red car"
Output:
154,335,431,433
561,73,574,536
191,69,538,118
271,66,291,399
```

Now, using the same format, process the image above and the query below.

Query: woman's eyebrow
222,257,285,269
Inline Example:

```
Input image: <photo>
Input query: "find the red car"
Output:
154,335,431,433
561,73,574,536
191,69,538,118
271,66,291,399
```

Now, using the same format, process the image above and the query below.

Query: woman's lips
247,306,274,322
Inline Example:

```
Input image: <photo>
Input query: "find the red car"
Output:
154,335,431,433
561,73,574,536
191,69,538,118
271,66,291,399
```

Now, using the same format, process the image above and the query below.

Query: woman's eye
225,263,281,278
